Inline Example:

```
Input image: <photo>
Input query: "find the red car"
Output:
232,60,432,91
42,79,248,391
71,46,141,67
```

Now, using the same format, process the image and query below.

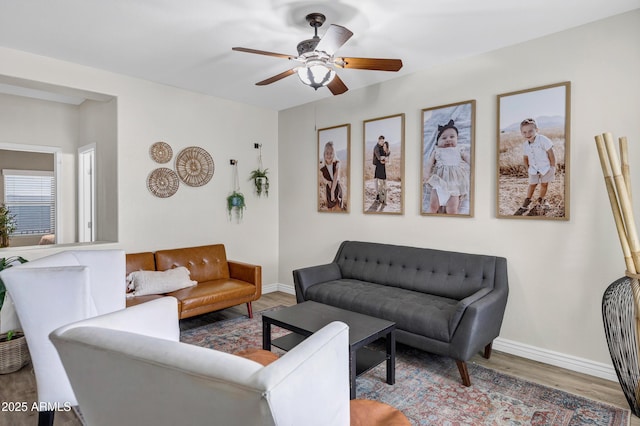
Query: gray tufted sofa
293,240,509,386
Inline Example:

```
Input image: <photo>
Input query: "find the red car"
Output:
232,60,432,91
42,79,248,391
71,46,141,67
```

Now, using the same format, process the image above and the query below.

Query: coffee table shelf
272,334,388,377
263,301,396,399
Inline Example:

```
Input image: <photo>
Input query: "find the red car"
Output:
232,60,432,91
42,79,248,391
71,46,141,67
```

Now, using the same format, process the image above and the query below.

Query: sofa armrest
293,263,342,303
228,261,261,286
449,285,508,361
448,287,492,334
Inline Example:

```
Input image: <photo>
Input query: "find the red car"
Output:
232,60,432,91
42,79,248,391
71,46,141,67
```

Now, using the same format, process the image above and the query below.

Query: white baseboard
262,282,295,295
493,337,618,382
261,283,618,383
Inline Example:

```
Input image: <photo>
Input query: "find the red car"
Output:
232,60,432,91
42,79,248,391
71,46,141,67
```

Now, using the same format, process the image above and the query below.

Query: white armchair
0,249,126,426
50,297,351,426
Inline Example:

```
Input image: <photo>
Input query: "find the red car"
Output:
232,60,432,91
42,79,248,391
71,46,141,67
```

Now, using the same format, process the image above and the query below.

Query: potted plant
0,256,30,374
0,204,16,248
249,168,269,197
226,191,246,222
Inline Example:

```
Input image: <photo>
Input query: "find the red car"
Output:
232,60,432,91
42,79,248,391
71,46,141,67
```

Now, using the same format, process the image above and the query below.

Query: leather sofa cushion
155,244,230,282
125,294,169,308
168,279,255,312
234,348,279,366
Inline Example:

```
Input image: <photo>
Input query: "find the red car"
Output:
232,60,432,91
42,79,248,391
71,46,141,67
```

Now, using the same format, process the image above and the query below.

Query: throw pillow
126,266,197,297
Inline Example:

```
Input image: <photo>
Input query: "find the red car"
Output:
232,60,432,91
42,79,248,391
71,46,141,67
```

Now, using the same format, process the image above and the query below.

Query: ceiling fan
232,13,403,95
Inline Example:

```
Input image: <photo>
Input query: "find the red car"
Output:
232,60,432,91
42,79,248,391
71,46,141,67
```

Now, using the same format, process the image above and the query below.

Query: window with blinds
2,169,56,235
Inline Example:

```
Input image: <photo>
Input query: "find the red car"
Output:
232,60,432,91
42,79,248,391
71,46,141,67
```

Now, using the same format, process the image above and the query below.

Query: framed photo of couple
421,100,476,217
317,123,350,213
496,81,571,220
363,113,405,215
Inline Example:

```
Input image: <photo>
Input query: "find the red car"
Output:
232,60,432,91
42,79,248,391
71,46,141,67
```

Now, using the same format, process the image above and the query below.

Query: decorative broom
595,132,640,412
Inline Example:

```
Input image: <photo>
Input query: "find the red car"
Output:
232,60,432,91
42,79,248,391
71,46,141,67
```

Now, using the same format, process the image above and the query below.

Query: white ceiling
0,0,638,111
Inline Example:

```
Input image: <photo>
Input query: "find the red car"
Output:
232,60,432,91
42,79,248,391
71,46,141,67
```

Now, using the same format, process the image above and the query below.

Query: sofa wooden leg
38,411,55,426
246,302,253,319
456,360,471,387
484,342,493,359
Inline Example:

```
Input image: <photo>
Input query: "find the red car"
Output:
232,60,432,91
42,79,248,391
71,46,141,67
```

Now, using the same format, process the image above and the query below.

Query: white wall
0,46,280,285
278,10,640,369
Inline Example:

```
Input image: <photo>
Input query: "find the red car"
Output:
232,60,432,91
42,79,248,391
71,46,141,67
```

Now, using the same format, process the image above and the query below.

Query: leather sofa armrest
292,263,342,303
228,260,262,290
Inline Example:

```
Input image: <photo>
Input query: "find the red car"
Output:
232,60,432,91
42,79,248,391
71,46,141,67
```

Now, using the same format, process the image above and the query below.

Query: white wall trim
262,284,618,382
493,337,617,382
262,282,295,295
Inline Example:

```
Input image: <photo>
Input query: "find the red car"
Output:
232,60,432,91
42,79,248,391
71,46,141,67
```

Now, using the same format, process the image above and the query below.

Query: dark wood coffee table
262,301,396,399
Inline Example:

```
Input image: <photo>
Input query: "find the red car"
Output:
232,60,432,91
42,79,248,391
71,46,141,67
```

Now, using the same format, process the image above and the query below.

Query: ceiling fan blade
256,69,296,86
327,75,348,95
232,47,295,60
315,25,353,55
335,57,403,72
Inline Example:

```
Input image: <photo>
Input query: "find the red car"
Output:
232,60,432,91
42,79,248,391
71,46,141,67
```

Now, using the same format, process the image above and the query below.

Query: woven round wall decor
175,146,214,187
150,141,173,164
147,167,179,198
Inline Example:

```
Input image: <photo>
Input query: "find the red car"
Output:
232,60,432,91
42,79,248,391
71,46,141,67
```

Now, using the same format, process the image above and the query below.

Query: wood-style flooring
0,292,636,425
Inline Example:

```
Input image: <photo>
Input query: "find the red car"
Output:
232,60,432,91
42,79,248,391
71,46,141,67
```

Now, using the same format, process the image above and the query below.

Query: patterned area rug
181,309,630,426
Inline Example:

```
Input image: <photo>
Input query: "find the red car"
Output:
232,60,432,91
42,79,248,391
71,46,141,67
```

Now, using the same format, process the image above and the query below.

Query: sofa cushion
305,279,459,342
334,241,497,300
155,245,230,282
126,267,197,297
169,279,256,313
125,294,168,308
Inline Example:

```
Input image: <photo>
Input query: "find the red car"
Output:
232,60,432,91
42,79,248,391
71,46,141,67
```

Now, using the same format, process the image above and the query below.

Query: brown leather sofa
125,244,261,319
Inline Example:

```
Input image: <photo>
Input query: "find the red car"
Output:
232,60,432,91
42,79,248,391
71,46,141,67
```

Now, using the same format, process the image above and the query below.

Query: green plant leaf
0,256,28,312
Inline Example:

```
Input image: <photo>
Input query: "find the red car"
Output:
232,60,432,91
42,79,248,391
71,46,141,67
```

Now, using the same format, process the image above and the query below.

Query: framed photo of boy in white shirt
496,82,571,220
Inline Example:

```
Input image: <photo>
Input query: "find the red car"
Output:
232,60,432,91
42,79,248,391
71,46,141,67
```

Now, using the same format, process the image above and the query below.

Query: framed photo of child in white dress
497,82,570,220
317,123,350,213
421,100,475,217
363,113,405,215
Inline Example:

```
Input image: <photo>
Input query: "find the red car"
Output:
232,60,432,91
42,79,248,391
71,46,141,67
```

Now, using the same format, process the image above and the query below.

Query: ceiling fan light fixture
233,12,402,96
297,61,336,90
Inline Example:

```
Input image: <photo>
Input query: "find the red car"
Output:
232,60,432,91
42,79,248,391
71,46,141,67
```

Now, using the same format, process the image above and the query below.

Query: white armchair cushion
126,266,197,297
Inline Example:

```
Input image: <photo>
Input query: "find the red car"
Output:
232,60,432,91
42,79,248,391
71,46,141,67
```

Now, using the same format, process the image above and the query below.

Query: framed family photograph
497,81,571,220
317,123,350,213
421,100,475,217
363,113,405,214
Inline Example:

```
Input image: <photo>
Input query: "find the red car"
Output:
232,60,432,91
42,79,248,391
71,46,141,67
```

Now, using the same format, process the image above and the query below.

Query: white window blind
2,169,56,235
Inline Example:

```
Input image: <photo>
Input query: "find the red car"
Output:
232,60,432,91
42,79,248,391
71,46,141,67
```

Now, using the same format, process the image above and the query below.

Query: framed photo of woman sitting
317,123,350,213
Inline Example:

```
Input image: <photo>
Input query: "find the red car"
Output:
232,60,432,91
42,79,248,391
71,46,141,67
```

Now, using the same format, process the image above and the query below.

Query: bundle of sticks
595,133,640,279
